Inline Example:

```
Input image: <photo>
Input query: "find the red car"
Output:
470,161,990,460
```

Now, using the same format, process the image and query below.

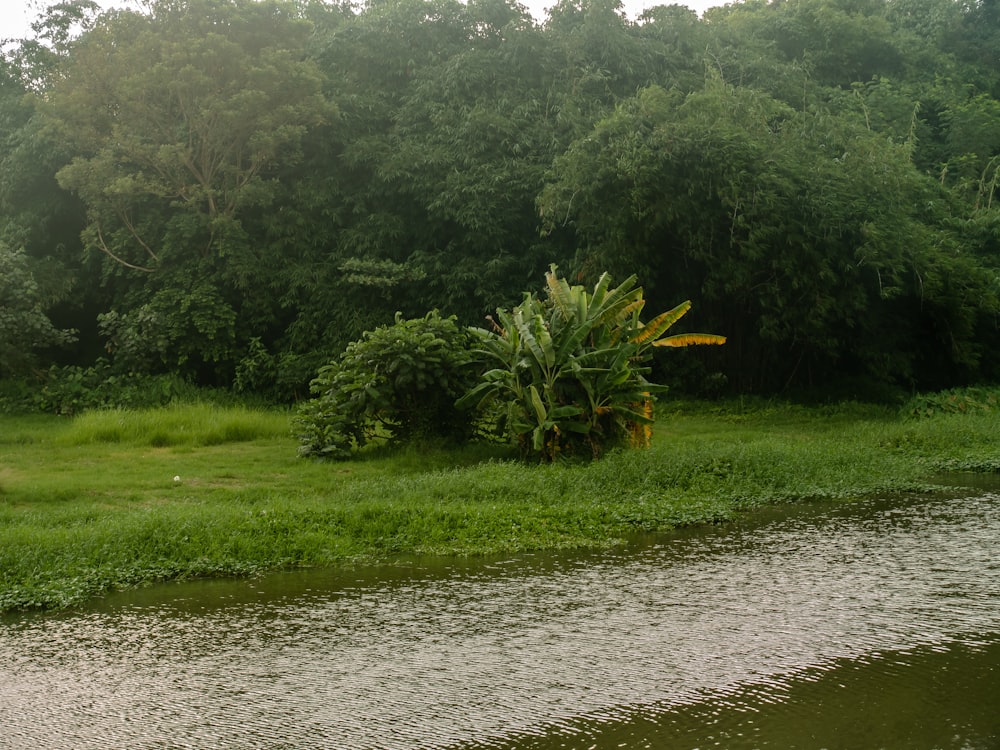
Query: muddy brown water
2,477,999,748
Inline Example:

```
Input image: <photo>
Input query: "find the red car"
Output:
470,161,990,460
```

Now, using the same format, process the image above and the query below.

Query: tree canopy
4,0,1000,400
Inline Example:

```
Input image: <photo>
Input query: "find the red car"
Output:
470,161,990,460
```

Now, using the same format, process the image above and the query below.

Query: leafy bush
295,311,479,458
234,338,320,403
903,386,1000,418
0,360,217,416
458,266,726,461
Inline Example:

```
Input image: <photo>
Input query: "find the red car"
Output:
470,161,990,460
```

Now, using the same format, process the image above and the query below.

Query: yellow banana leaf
652,333,728,348
630,300,692,346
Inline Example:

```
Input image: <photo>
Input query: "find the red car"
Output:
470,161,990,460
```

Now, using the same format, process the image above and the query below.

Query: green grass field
3,399,999,612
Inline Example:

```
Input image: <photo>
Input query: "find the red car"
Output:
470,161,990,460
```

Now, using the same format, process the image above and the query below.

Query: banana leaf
652,333,728,347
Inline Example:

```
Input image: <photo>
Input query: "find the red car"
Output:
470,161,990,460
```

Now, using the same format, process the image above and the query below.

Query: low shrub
0,361,199,416
294,311,480,458
0,359,283,417
903,386,1000,418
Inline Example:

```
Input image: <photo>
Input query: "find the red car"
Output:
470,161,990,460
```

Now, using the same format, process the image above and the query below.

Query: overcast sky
2,0,723,45
0,0,130,43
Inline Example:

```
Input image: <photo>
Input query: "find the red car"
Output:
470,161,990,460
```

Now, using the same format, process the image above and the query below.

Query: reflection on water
2,485,999,749
489,638,1000,749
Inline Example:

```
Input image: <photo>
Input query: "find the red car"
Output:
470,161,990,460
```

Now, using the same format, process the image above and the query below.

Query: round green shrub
295,311,479,458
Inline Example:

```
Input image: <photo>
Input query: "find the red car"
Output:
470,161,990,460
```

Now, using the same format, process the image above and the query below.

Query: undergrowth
902,386,1000,419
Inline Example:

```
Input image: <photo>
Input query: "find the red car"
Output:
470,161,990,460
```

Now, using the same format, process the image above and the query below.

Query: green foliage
47,0,329,269
0,360,252,416
97,278,238,378
308,0,565,329
34,0,330,381
232,336,320,403
903,386,1000,418
295,311,479,458
0,243,76,378
458,266,725,461
539,78,999,392
5,0,1000,399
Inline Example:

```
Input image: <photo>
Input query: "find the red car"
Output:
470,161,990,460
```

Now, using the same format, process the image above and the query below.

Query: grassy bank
2,400,999,612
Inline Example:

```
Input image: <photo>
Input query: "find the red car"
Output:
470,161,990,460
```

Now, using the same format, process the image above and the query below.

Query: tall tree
539,81,995,392
2,31,90,365
42,0,329,379
300,0,572,338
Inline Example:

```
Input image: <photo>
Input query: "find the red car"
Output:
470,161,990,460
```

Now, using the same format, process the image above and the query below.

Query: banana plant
459,266,725,461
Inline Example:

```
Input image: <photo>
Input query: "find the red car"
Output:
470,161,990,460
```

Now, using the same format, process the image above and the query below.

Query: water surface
2,481,999,748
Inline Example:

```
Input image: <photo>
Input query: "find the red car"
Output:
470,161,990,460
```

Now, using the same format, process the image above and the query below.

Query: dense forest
3,0,1000,404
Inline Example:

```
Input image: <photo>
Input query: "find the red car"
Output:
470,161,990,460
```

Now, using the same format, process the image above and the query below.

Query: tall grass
59,403,292,447
2,399,999,612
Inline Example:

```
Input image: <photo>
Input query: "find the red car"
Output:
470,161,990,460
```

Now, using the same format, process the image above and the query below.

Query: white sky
1,0,721,45
0,0,125,43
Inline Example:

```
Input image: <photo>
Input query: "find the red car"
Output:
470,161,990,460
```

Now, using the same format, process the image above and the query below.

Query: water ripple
2,491,999,748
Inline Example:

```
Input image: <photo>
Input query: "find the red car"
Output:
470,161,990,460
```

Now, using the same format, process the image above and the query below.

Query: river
2,478,999,748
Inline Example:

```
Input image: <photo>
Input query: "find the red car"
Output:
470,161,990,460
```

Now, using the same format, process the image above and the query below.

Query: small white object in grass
173,475,181,482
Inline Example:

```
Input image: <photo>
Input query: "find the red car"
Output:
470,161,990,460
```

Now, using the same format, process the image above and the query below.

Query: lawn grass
3,399,999,612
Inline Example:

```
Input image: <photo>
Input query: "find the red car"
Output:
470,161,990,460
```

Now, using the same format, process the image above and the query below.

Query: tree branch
95,221,155,273
119,208,160,264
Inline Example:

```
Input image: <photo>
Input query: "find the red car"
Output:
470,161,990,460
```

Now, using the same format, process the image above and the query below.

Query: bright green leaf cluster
458,265,724,461
294,311,479,458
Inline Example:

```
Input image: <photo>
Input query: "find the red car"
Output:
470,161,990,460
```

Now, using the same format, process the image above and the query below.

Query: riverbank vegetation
3,396,1000,613
296,267,724,461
